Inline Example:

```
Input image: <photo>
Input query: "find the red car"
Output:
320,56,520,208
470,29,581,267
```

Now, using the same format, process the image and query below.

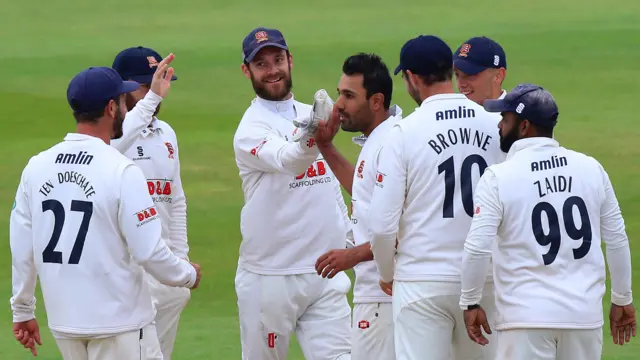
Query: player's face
454,68,498,105
498,112,521,152
402,71,421,105
243,48,293,101
126,84,162,116
335,74,375,133
111,95,127,140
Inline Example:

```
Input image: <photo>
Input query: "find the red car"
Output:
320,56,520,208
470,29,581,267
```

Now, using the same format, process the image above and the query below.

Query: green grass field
1,0,640,358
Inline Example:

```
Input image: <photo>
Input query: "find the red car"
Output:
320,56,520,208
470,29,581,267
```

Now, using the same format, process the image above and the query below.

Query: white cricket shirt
112,114,189,260
351,105,403,304
233,96,350,275
460,137,633,330
10,133,196,339
369,93,506,283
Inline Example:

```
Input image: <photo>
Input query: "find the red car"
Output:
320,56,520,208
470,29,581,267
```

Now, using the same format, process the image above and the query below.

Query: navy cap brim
483,99,515,113
453,59,487,75
245,43,288,62
127,74,178,85
393,65,403,75
119,80,140,95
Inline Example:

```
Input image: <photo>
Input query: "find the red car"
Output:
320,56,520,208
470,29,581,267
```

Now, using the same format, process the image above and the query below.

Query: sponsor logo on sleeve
164,142,175,159
136,206,159,227
356,160,365,179
250,139,268,157
375,172,385,188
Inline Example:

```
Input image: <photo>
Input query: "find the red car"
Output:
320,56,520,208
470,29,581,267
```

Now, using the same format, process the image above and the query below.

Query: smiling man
453,36,507,106
232,27,352,360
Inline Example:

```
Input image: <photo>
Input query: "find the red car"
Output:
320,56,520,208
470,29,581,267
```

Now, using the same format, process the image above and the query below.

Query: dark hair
403,66,453,86
515,114,554,138
342,53,393,109
72,96,119,124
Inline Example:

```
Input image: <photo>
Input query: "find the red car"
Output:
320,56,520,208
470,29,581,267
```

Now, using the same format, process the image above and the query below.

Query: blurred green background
1,0,639,358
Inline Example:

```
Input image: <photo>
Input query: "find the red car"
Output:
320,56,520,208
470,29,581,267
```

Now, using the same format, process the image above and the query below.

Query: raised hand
150,53,176,98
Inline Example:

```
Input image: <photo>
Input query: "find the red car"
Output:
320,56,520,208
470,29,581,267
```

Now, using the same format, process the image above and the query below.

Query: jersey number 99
42,199,93,264
531,196,592,265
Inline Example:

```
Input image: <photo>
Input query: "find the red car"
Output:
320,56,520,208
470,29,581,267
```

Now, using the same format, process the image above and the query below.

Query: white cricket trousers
54,323,162,360
393,281,497,360
235,265,352,360
496,328,603,360
351,302,395,360
146,272,191,360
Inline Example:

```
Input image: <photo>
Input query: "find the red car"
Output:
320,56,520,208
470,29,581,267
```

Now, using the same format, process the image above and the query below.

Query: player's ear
520,118,531,137
287,52,293,69
370,93,384,112
241,63,251,79
106,99,117,118
496,68,506,85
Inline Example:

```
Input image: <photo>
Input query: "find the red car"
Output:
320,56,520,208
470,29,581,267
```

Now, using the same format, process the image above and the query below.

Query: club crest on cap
458,43,471,57
147,56,159,68
255,31,268,43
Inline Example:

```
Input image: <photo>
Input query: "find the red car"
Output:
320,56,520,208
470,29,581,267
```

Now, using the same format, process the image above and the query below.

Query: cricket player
9,66,202,359
368,35,504,360
313,53,402,360
459,83,636,359
111,46,190,360
453,36,507,105
232,27,352,360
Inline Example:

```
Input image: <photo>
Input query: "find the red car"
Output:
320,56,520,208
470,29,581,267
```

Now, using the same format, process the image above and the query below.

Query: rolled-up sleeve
369,125,406,283
460,169,501,309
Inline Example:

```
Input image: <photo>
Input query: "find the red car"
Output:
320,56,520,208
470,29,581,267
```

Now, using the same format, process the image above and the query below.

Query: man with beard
460,83,636,360
311,53,402,360
367,35,503,360
9,66,201,359
232,27,352,360
110,46,190,360
453,37,508,106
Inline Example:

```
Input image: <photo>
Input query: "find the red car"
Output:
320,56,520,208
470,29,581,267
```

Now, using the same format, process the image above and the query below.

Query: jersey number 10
438,154,488,218
41,199,93,264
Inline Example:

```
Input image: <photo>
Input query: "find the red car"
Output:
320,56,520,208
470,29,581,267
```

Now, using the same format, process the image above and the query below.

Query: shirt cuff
612,291,633,306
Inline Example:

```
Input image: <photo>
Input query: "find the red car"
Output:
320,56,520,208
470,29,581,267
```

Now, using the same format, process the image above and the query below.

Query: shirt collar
352,105,403,146
505,137,560,160
419,93,468,108
63,133,104,143
255,95,297,120
498,90,507,99
141,117,164,137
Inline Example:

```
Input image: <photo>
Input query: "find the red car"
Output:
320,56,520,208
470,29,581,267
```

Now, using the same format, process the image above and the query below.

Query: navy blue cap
393,35,453,77
484,83,559,128
453,37,506,75
67,67,139,113
242,27,289,63
112,46,177,84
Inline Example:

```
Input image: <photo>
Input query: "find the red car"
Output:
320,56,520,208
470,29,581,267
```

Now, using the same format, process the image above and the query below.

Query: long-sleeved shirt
112,113,189,260
233,96,350,275
368,93,505,283
10,133,196,339
460,137,633,330
350,105,403,303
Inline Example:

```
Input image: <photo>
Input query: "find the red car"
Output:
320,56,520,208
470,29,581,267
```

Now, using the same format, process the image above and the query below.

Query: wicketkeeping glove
292,89,334,142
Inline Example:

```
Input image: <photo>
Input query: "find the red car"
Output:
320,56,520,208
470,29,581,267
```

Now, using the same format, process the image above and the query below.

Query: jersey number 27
42,199,93,264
